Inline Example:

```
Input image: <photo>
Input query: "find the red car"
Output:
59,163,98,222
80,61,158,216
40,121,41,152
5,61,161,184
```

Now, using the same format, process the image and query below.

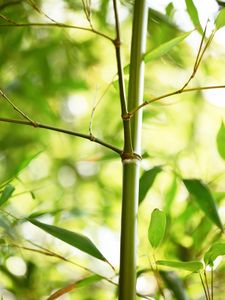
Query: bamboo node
121,152,142,161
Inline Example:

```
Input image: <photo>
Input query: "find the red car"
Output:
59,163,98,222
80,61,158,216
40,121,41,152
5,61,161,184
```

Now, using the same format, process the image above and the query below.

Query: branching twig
0,15,113,43
128,84,225,117
81,0,93,29
180,22,208,90
127,26,218,118
0,117,122,155
10,242,152,299
26,0,57,24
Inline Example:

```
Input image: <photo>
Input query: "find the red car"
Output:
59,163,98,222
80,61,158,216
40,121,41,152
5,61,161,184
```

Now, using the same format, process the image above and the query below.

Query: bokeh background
1,0,225,299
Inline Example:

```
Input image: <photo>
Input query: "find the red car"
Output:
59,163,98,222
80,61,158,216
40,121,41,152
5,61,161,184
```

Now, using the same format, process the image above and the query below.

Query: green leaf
148,209,166,248
183,179,224,231
216,122,225,160
185,0,203,33
166,3,174,18
215,8,225,30
204,242,225,266
139,166,162,205
123,32,192,75
144,31,192,64
0,184,15,206
156,260,203,272
28,218,111,266
160,271,189,300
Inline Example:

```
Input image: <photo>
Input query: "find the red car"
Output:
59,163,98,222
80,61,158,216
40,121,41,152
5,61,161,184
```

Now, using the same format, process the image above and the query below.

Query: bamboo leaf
148,209,166,248
139,166,162,205
156,260,203,272
144,31,192,64
159,271,189,300
185,0,203,33
216,122,225,160
28,218,111,266
0,184,15,206
123,32,192,75
215,8,225,30
204,242,225,266
183,179,224,231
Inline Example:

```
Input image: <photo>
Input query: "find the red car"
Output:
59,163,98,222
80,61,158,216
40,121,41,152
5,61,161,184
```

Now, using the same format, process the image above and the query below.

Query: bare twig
81,0,93,29
211,266,214,300
128,84,225,117
0,88,38,126
199,272,210,300
26,0,57,23
0,117,123,155
180,22,208,91
112,0,132,153
204,269,211,300
0,15,113,43
127,25,217,118
10,241,151,299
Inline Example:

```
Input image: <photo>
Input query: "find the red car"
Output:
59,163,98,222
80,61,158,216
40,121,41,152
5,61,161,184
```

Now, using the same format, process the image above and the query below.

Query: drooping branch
0,14,114,43
0,117,123,155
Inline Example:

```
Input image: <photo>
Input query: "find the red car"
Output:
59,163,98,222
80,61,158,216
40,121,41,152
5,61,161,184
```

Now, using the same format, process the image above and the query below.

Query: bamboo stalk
119,1,148,299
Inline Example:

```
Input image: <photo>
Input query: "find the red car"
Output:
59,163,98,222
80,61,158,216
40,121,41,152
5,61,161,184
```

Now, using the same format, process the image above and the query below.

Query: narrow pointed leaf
139,166,162,205
148,209,166,248
28,218,110,265
204,242,225,266
156,260,203,272
144,31,192,64
0,184,15,206
183,179,224,231
123,32,192,75
185,0,203,33
215,8,225,30
216,122,225,160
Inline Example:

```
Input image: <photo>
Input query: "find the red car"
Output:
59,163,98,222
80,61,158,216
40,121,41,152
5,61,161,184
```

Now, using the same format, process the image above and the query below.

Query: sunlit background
0,0,225,299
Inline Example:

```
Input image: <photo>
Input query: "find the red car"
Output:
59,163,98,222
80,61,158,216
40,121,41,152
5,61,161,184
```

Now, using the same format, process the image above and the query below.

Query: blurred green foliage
0,0,225,299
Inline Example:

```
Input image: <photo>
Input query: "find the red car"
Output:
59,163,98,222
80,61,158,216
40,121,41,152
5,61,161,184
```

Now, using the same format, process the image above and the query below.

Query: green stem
119,1,148,299
0,117,122,155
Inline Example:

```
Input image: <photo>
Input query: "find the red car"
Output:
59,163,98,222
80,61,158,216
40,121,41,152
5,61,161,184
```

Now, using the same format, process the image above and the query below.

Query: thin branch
211,266,214,300
112,0,132,153
0,88,38,126
204,269,211,300
127,25,217,118
89,77,116,136
128,84,225,117
81,0,93,29
180,22,209,91
0,117,123,155
199,272,210,300
26,0,57,24
112,0,127,116
0,15,113,43
10,242,151,299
